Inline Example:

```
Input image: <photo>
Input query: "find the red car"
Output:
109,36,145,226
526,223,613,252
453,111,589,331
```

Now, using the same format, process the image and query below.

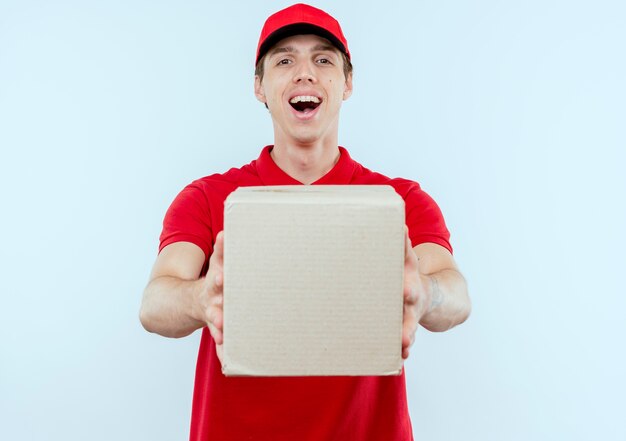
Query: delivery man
140,4,471,440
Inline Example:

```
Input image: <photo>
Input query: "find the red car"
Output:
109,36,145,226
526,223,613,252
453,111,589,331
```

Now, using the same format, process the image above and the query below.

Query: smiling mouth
289,95,322,114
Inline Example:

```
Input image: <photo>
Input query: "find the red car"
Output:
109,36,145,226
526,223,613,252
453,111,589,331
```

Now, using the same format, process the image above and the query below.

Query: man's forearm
420,269,470,332
140,276,206,338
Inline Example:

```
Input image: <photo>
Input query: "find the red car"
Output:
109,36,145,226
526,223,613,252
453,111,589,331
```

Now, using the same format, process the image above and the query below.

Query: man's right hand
195,231,225,362
140,231,226,365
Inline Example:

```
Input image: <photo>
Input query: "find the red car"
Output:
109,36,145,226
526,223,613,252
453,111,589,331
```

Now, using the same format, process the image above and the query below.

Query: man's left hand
401,228,432,359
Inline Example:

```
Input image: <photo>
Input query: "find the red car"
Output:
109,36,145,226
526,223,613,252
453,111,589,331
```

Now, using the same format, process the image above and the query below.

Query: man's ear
254,75,267,104
343,72,353,101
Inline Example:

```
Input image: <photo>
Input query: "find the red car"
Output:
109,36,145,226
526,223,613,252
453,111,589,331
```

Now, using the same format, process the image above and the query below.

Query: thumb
404,228,418,269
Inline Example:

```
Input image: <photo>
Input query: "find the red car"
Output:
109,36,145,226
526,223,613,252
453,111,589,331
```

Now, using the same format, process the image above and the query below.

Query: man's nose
293,62,317,83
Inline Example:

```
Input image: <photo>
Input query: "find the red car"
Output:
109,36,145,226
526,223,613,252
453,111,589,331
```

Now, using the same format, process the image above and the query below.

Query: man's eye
278,59,291,65
317,58,331,64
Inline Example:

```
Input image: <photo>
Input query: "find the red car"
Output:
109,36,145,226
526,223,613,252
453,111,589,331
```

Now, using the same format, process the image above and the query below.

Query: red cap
255,3,350,66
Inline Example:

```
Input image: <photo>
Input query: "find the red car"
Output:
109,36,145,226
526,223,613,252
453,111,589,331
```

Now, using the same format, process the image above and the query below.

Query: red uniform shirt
159,146,451,441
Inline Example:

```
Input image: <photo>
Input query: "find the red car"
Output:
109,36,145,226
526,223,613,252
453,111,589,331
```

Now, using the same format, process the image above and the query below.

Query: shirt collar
255,145,356,186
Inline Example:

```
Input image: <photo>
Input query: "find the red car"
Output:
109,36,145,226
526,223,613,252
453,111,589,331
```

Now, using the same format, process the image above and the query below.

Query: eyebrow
268,44,338,58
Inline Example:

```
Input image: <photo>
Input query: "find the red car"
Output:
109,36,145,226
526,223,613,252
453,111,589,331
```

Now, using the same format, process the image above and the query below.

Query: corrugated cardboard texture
222,185,405,376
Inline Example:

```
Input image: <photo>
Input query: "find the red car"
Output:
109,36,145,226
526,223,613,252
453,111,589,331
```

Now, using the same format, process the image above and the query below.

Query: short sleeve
159,181,214,260
404,184,453,254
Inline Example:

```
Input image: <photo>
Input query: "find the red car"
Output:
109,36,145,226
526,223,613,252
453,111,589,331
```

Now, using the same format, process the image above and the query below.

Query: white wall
1,1,624,440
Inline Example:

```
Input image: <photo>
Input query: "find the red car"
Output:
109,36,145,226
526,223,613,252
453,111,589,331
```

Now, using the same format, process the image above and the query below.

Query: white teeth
289,95,321,104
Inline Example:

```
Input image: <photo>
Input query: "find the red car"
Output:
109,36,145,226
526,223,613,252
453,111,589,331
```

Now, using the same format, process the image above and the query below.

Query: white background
1,1,624,440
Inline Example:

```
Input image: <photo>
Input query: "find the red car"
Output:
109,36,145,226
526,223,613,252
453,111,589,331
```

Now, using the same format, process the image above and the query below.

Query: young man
140,4,470,440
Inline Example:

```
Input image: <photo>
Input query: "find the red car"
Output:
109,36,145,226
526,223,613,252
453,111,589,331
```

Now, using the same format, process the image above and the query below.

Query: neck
270,138,340,185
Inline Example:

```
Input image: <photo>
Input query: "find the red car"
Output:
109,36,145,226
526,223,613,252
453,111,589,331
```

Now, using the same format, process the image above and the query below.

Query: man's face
254,34,353,146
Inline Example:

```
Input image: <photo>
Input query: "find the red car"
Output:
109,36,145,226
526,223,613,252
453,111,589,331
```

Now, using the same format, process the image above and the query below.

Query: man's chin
289,130,322,146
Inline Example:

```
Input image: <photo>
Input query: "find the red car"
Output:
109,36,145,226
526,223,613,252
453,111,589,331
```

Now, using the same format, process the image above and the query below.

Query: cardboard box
222,185,405,376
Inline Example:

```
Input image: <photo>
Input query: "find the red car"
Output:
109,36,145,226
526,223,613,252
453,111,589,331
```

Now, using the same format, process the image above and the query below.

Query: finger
401,331,415,360
206,306,224,344
211,292,223,307
214,270,224,292
402,322,416,349
404,227,411,259
401,306,414,361
207,303,224,330
208,322,223,345
402,329,411,349
216,343,224,365
404,231,418,270
404,284,417,303
212,230,225,266
402,306,418,347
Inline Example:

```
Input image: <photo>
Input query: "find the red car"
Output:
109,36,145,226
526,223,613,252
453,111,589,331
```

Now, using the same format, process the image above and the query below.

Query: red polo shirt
159,146,451,441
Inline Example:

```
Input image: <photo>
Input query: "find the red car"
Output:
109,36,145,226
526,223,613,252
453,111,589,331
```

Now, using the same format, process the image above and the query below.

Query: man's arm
402,232,471,359
139,233,225,359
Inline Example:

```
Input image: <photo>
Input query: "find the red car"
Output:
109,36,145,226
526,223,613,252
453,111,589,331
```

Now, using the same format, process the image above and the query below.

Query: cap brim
256,23,347,65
